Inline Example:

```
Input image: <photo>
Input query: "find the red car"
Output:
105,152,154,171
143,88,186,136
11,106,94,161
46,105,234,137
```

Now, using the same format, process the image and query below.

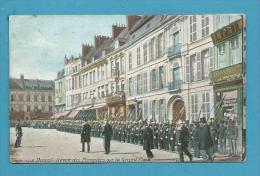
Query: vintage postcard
9,15,246,163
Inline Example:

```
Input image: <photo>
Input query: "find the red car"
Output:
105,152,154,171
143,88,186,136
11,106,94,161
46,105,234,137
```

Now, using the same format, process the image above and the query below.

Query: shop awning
76,105,92,111
75,110,96,121
66,110,79,119
52,111,70,119
90,103,107,109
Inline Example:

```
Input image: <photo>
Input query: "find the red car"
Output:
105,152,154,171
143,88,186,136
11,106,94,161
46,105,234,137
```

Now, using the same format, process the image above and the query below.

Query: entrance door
172,100,186,122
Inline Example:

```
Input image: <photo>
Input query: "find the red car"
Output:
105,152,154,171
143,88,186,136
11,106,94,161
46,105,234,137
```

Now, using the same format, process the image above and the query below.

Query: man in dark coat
102,120,113,154
176,121,193,162
143,120,154,160
199,117,214,161
14,120,23,148
218,121,227,153
192,122,201,158
81,121,91,152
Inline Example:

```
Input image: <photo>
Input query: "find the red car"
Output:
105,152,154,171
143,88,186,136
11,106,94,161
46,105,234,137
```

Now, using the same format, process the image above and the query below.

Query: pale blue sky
9,15,126,80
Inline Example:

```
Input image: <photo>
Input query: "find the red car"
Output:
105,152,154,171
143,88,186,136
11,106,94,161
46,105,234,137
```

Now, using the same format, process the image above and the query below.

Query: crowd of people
13,117,240,162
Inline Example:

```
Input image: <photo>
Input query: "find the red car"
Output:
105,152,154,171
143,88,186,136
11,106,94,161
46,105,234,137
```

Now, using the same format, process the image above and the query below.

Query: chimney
112,24,126,39
82,43,93,57
127,15,142,31
20,74,24,80
94,35,110,49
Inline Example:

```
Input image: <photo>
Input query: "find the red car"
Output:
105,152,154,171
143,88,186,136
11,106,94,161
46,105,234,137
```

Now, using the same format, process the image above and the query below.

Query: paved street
10,128,238,163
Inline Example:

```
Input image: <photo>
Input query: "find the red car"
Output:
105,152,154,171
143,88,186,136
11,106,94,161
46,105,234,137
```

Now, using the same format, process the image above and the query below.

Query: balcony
167,44,181,58
105,91,125,106
168,80,182,92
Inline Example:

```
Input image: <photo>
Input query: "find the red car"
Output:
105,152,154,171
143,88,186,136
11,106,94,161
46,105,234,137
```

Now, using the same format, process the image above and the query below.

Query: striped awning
52,111,70,119
67,110,79,119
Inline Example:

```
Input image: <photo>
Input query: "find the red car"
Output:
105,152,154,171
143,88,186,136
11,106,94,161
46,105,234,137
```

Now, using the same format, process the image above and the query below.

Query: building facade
10,74,54,121
54,69,66,114
125,15,215,123
55,15,245,125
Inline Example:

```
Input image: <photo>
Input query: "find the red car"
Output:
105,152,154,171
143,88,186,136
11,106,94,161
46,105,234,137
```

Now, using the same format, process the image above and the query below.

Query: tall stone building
53,69,67,119
10,74,54,121
55,15,244,125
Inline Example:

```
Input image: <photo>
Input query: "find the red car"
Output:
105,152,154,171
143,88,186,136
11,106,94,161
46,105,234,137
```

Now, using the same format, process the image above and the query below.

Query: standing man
14,120,23,148
169,122,176,152
218,121,227,154
143,120,154,160
81,121,91,152
192,122,201,158
176,121,193,162
199,117,214,161
226,120,238,157
102,120,113,154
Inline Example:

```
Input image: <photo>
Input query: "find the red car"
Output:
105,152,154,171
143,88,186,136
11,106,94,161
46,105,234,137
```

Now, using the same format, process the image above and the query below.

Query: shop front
210,62,243,125
105,92,126,121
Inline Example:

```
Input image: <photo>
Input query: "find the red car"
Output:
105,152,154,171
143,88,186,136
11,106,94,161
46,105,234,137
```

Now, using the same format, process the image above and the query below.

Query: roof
56,69,65,80
128,15,175,45
10,78,54,91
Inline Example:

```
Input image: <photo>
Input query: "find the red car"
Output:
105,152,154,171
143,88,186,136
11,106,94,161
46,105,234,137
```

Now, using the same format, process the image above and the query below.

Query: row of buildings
53,15,245,127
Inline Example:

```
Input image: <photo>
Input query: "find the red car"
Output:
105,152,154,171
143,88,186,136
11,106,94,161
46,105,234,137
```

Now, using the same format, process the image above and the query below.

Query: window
137,74,142,94
115,60,120,76
137,47,141,66
19,94,24,101
111,60,115,76
19,105,24,112
41,95,45,102
143,43,148,63
90,72,92,84
202,92,210,119
172,63,181,88
93,70,96,83
34,95,38,102
98,87,100,98
97,67,100,81
201,49,209,79
143,72,148,93
231,36,240,65
172,31,179,46
143,101,149,120
72,77,74,89
121,81,125,92
128,52,132,70
159,66,165,89
151,69,157,90
150,38,155,60
41,105,45,112
190,15,197,42
185,57,190,83
151,100,157,120
202,16,209,37
27,105,31,112
121,58,125,74
49,106,52,113
218,43,226,68
191,94,198,122
85,73,88,86
158,33,163,58
190,54,197,82
11,94,14,101
128,78,133,96
48,95,52,102
159,99,166,121
196,52,202,81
